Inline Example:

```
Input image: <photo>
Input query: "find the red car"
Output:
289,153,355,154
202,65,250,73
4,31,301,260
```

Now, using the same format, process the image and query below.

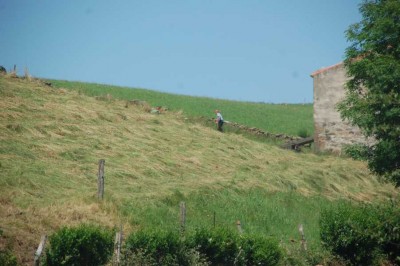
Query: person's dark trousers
218,120,224,132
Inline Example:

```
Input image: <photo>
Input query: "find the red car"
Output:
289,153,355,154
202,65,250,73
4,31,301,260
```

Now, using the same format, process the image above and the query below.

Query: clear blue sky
0,0,361,103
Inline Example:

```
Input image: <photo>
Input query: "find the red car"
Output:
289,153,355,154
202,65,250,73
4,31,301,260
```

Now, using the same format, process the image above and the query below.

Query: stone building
311,62,369,153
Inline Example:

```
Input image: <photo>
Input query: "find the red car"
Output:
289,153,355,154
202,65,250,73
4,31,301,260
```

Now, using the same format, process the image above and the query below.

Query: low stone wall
224,121,301,141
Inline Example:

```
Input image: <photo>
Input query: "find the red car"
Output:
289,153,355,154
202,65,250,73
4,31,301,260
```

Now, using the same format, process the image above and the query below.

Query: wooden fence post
236,220,243,234
180,201,186,235
34,234,47,266
213,211,216,228
113,225,123,266
298,224,307,251
97,159,105,200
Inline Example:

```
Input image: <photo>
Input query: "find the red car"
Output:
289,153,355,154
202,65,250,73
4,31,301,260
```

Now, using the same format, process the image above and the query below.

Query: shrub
343,144,370,161
44,224,114,266
320,203,383,265
240,234,282,266
123,228,283,266
320,200,400,265
121,248,157,266
123,230,185,266
187,228,282,265
187,227,240,265
0,250,17,266
375,200,400,264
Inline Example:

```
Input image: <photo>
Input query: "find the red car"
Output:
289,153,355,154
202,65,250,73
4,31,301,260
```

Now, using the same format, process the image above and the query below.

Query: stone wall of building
311,62,369,153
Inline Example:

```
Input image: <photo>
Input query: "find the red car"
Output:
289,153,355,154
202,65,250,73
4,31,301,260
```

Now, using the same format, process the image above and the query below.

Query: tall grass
49,80,313,137
122,189,338,254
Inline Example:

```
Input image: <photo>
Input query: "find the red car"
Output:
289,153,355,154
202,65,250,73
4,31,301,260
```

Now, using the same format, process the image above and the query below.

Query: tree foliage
338,0,400,186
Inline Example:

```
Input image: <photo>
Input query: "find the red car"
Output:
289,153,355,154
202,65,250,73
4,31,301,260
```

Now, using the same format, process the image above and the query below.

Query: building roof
310,61,343,77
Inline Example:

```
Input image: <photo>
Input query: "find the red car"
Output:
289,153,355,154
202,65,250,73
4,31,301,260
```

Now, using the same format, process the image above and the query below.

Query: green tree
338,0,400,186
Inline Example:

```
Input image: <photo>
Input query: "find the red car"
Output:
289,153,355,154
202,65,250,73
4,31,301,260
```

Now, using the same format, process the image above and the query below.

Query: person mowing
214,109,224,132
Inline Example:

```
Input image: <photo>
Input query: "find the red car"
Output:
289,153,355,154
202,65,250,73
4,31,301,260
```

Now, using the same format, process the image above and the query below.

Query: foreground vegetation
44,225,282,265
321,199,400,265
0,76,398,265
38,199,400,265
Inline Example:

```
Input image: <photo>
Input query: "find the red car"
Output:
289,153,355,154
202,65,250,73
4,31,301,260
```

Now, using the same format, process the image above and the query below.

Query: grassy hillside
0,76,397,265
49,80,314,137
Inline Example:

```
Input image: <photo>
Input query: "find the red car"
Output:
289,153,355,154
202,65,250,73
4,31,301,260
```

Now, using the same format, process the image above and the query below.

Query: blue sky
0,0,361,103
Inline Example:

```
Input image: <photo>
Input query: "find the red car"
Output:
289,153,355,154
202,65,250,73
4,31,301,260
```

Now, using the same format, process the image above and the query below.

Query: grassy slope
50,80,314,137
0,76,397,264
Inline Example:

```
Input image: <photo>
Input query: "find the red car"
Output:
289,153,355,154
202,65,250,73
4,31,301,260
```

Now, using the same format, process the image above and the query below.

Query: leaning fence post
113,224,123,266
34,234,47,266
236,220,243,234
180,201,186,235
298,224,307,251
97,159,105,200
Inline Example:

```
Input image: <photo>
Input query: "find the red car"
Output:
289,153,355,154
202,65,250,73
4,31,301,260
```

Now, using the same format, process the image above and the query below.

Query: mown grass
49,80,313,137
1,76,397,264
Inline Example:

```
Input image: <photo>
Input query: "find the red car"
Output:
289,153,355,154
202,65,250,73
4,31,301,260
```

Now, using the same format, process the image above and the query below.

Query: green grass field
1,76,397,265
50,80,313,137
